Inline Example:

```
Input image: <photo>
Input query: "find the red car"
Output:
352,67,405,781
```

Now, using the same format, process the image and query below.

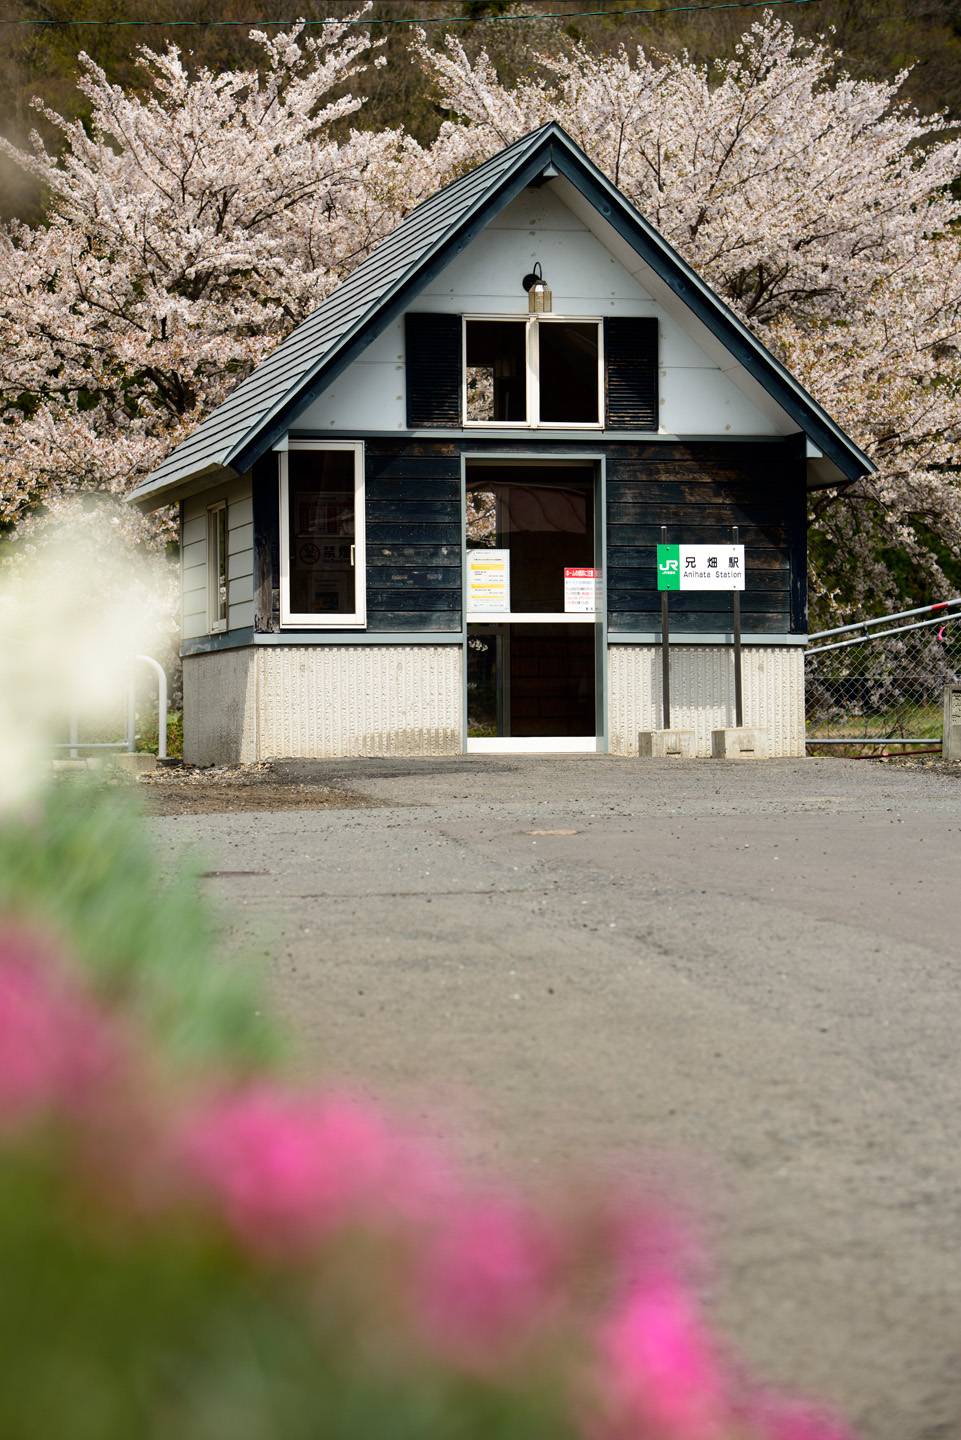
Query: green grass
806,702,943,742
138,709,183,759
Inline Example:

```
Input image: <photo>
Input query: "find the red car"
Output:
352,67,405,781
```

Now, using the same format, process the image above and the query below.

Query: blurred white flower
0,501,175,812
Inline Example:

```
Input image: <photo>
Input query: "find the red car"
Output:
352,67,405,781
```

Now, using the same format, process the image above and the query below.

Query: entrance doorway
465,462,602,752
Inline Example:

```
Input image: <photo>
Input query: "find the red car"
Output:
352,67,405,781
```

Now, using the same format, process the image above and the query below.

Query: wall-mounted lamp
522,261,552,314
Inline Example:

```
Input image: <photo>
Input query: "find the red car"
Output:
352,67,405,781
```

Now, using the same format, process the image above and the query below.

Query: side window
279,444,366,628
206,501,227,633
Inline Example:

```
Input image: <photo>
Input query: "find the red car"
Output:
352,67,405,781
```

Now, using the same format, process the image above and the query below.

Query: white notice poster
467,548,511,613
564,567,599,613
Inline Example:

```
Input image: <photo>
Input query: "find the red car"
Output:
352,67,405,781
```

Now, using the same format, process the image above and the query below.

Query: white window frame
279,440,366,629
206,500,228,634
462,315,604,430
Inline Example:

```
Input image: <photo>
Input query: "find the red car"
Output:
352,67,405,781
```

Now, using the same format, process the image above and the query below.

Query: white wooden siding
181,474,253,638
296,186,784,437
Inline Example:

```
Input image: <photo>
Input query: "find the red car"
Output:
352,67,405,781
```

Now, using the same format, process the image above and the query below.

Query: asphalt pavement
150,755,961,1440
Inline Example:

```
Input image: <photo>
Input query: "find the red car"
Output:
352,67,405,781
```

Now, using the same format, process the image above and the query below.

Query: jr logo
656,543,681,590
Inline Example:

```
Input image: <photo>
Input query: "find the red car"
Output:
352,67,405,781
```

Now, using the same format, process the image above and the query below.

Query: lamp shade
522,262,552,314
528,280,552,314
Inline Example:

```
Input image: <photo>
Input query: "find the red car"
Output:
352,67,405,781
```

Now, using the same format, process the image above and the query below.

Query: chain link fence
805,602,961,753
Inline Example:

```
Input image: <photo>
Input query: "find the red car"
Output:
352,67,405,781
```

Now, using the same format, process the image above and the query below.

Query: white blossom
1,11,959,622
0,7,427,555
414,14,961,615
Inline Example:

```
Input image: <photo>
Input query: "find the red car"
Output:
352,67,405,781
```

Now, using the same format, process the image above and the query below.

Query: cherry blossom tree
0,10,426,544
413,15,961,618
2,9,959,621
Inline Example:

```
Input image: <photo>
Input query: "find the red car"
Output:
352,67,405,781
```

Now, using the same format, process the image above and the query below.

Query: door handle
350,544,356,567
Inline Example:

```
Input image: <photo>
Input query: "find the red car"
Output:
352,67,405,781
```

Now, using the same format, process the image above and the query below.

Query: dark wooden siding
605,439,805,634
250,437,804,638
252,452,280,632
365,443,462,631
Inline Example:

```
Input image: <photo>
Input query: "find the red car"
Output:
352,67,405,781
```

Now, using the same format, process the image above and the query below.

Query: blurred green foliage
0,1149,577,1440
138,709,184,759
0,780,278,1071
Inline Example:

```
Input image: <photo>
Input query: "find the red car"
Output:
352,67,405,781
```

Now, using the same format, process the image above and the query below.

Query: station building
130,123,873,763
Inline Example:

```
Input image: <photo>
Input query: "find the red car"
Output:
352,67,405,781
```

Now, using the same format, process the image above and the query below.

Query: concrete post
711,727,769,759
944,684,961,763
637,729,696,758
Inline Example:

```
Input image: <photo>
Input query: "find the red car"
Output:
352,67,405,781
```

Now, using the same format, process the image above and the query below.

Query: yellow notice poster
467,548,510,613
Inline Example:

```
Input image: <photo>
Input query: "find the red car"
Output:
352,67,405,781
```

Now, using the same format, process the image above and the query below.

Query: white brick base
183,641,804,764
183,645,463,765
608,645,805,757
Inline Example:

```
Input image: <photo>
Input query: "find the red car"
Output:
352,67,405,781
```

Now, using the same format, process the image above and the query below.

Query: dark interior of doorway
466,464,594,612
467,624,595,738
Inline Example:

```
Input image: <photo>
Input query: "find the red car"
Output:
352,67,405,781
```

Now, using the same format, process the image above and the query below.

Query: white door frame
462,456,607,755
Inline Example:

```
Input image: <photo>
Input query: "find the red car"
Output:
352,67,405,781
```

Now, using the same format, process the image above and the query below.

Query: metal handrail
807,610,961,656
136,655,168,761
808,598,961,643
806,737,936,745
55,655,167,760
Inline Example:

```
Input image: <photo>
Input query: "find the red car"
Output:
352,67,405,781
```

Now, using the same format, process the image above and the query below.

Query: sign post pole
731,525,743,727
649,538,747,757
660,525,671,730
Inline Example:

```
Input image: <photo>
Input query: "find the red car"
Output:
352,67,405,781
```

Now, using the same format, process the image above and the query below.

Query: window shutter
405,313,462,428
604,317,658,430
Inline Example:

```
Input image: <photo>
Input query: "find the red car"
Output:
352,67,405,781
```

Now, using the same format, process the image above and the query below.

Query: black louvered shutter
405,313,462,428
604,317,658,430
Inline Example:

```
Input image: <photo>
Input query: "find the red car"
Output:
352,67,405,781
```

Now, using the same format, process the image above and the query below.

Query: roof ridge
399,121,559,222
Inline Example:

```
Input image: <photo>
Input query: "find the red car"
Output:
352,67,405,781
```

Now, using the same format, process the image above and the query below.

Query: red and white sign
564,566,599,614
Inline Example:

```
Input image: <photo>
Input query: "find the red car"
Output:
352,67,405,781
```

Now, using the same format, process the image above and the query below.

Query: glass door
465,464,600,753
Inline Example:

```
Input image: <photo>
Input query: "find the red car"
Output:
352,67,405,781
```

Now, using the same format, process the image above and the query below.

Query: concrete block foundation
711,726,768,759
183,640,804,764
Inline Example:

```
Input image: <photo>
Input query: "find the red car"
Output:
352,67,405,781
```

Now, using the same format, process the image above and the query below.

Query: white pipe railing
55,654,167,760
808,597,961,643
135,654,168,761
806,610,960,656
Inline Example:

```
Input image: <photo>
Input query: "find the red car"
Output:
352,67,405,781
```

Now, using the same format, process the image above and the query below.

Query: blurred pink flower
0,926,116,1126
599,1190,705,1293
182,1085,405,1249
417,1193,555,1357
746,1393,857,1440
600,1271,727,1440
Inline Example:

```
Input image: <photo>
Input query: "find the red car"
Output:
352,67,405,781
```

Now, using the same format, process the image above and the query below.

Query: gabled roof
130,122,873,507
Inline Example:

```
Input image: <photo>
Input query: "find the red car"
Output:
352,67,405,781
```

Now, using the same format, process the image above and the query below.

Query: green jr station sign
657,544,745,591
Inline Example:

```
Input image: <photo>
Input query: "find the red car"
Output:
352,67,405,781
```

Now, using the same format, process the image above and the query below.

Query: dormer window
405,312,657,432
463,317,602,428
